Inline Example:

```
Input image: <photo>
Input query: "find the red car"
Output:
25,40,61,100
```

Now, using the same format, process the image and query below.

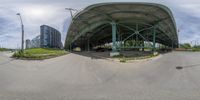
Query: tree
180,43,191,49
193,45,200,48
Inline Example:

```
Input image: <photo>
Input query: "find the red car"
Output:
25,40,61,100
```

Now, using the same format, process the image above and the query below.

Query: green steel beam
70,21,110,44
88,24,110,38
82,10,161,22
123,32,137,42
139,26,154,32
119,23,153,47
118,22,174,44
77,20,111,37
73,17,91,26
117,23,136,32
117,20,153,27
109,10,161,19
90,9,114,21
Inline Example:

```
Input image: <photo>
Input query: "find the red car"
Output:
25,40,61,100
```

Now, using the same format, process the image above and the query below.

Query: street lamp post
65,8,78,19
65,8,78,51
16,13,24,52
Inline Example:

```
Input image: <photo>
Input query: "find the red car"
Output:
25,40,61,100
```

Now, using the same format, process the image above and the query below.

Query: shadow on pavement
71,51,111,59
176,63,200,70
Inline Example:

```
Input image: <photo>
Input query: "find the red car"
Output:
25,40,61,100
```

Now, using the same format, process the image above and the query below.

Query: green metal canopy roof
65,2,178,49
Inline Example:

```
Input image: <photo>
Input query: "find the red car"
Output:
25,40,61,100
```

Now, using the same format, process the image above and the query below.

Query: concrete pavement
0,51,200,100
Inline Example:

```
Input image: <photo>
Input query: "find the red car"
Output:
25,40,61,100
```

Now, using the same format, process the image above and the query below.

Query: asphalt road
0,51,200,100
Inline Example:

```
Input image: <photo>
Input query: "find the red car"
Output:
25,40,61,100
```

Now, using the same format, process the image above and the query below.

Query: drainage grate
176,66,183,70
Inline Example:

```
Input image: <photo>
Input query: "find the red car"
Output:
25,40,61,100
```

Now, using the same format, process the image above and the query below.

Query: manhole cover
176,66,183,70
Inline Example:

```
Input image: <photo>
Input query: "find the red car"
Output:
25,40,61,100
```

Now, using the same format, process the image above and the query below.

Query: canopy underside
65,2,178,50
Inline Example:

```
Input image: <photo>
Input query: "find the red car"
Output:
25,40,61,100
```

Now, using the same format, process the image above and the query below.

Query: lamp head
16,13,20,15
65,8,76,11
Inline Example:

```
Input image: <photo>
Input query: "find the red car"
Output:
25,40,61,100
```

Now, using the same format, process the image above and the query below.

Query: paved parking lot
0,51,200,100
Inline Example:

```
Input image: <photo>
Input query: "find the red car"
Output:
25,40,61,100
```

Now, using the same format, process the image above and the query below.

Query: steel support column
110,21,119,56
87,39,90,51
153,26,156,52
69,44,72,52
111,22,117,52
142,41,145,51
117,27,121,51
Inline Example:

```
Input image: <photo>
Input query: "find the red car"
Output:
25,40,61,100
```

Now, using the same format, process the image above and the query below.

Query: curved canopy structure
65,2,178,52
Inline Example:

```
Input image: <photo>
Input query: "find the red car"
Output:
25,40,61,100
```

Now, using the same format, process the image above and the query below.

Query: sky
0,0,200,48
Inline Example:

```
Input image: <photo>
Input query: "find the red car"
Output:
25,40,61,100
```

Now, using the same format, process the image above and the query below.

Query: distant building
25,35,40,49
26,25,62,49
40,25,62,48
31,35,40,48
26,39,31,49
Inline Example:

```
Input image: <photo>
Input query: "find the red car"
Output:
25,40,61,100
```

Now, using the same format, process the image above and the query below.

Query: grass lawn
13,48,68,60
0,48,8,51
